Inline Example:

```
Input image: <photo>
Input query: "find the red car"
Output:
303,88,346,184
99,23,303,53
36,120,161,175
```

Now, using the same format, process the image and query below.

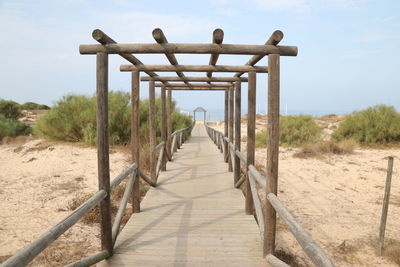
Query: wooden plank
267,193,335,267
149,80,157,181
80,43,299,56
121,64,268,73
265,54,280,255
378,156,394,255
96,52,113,254
98,123,266,267
234,81,241,183
131,70,140,213
246,71,256,215
141,76,248,82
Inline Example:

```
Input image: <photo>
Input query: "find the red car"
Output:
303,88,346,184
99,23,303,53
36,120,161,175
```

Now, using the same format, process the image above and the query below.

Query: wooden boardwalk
99,123,266,266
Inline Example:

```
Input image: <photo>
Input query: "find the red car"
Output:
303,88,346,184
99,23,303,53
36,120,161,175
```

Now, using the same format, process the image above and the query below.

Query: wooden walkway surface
99,122,266,266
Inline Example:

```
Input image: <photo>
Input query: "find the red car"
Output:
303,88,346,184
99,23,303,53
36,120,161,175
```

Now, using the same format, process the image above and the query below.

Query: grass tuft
294,140,357,158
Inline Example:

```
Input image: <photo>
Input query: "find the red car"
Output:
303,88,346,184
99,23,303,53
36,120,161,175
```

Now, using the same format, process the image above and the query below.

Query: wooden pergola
79,28,298,257
193,107,207,121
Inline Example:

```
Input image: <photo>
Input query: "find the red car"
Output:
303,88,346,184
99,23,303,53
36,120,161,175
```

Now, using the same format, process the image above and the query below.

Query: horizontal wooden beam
80,43,298,56
121,65,268,73
166,87,227,90
141,76,248,82
154,83,232,87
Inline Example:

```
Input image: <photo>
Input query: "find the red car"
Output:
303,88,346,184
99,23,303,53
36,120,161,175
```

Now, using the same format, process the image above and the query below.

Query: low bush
0,114,31,140
0,99,22,119
255,115,321,147
294,139,357,158
21,102,50,110
332,105,400,144
34,91,192,145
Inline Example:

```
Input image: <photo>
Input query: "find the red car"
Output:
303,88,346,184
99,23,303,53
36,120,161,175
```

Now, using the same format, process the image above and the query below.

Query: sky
0,0,399,117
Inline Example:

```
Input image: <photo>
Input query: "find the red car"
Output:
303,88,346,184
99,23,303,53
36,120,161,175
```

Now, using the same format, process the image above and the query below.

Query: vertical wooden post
96,52,113,255
228,86,234,172
264,54,280,256
149,80,157,181
378,156,394,255
131,71,140,213
234,81,241,183
224,88,229,162
167,89,172,160
161,86,167,171
246,71,256,215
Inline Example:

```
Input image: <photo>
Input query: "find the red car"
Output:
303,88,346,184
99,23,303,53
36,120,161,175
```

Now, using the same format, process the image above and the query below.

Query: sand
0,138,130,265
212,117,400,266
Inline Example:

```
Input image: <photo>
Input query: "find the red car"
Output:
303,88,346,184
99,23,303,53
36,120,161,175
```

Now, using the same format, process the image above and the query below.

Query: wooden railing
1,126,193,267
205,124,335,267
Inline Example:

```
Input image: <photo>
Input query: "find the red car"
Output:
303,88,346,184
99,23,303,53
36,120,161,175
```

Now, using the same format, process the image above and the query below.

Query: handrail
110,163,138,190
205,123,335,267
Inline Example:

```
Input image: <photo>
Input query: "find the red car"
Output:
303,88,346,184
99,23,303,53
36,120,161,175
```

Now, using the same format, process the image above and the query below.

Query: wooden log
165,87,226,91
167,90,172,160
267,193,335,267
121,64,268,73
246,71,256,215
224,88,229,163
378,156,394,255
141,76,248,82
207,28,224,79
112,171,137,244
110,163,138,190
172,134,177,154
139,169,157,187
1,190,107,267
80,43,298,56
156,144,165,178
265,54,280,256
152,28,190,85
65,250,109,267
149,80,157,182
265,254,290,267
248,172,265,240
248,165,266,189
234,81,241,183
235,30,284,78
161,86,167,171
234,174,245,188
235,150,247,165
228,87,235,172
131,70,140,213
155,83,232,87
96,52,113,255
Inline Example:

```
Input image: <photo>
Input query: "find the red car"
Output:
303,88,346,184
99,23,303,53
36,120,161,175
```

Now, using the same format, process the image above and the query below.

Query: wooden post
149,80,157,181
167,90,172,160
131,71,140,213
378,156,394,255
265,54,280,256
224,88,229,162
96,52,113,255
234,81,241,183
161,86,167,171
246,71,256,215
228,86,234,172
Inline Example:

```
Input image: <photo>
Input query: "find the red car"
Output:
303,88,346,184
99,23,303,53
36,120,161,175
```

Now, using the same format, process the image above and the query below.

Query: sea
186,108,351,121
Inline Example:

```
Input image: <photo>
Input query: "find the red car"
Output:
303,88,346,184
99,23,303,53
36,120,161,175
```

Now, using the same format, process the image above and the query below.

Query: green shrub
0,100,22,119
255,115,321,147
34,91,192,145
0,114,31,140
332,105,400,144
21,102,50,110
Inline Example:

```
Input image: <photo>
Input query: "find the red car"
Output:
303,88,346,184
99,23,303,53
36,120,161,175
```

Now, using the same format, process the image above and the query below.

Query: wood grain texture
246,71,256,215
98,123,266,267
141,76,248,82
120,64,268,73
149,80,157,182
131,71,140,213
234,81,241,183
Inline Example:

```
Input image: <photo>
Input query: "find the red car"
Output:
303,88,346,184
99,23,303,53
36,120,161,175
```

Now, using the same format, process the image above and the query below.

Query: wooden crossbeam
121,65,268,73
165,87,226,90
80,43,298,56
207,29,224,81
141,76,248,82
154,83,232,87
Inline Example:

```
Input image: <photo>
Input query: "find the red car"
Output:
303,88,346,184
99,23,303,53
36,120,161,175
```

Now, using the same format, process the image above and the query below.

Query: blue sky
0,0,399,116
